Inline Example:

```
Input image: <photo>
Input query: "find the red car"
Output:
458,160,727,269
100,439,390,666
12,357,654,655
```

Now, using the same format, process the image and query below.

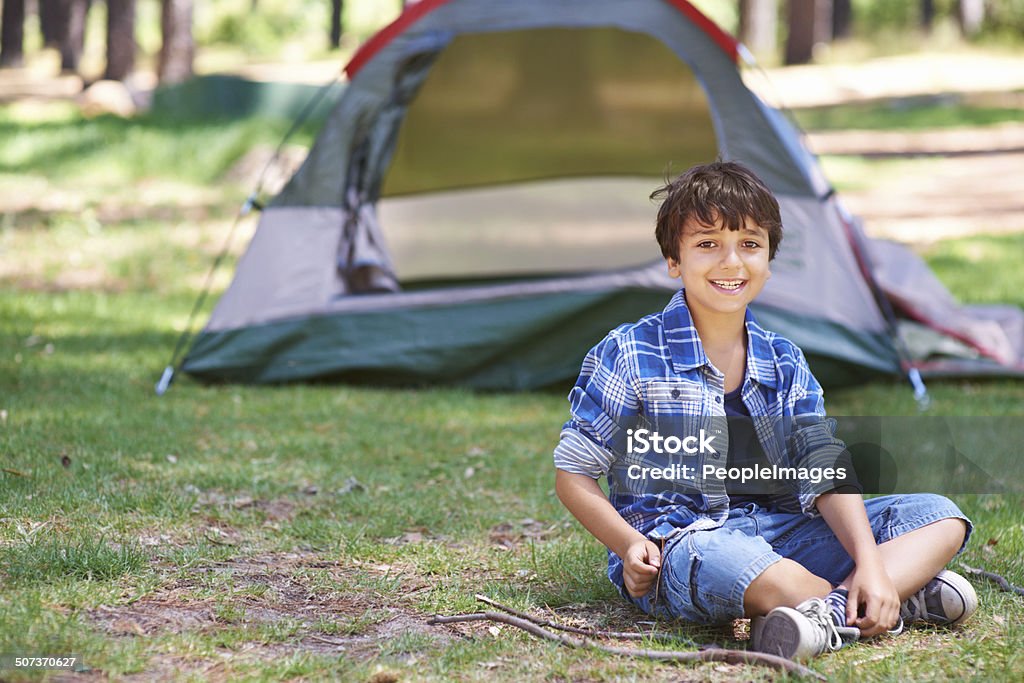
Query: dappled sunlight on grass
923,233,1024,307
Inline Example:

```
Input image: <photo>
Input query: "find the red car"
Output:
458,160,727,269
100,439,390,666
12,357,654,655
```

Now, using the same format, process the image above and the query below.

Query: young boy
553,161,976,660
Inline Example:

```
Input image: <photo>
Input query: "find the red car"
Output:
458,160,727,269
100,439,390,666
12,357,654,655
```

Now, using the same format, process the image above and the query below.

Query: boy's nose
720,247,742,268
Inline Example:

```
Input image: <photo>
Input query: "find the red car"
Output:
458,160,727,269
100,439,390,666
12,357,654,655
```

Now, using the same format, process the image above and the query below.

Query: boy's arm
815,492,901,636
555,469,661,598
784,344,898,635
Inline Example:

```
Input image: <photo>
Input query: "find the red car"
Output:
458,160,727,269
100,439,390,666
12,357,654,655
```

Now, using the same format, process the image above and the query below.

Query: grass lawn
2,100,1024,681
790,91,1024,133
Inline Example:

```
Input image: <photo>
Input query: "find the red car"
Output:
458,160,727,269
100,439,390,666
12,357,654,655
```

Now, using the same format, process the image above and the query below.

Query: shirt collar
662,289,778,389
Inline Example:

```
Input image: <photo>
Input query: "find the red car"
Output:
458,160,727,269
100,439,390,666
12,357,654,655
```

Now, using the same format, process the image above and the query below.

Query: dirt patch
746,52,1024,108
85,553,457,677
807,122,1024,157
488,518,559,550
838,151,1024,243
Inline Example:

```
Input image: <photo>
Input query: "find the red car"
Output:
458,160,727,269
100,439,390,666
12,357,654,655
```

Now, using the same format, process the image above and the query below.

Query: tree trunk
921,0,935,32
832,0,853,39
738,0,777,57
104,0,136,81
330,0,343,49
784,0,831,65
40,0,63,46
1,0,26,67
957,0,984,36
60,0,91,73
158,0,194,84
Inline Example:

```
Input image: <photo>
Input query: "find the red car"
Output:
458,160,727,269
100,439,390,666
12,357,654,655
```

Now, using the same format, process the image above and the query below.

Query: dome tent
177,0,1024,391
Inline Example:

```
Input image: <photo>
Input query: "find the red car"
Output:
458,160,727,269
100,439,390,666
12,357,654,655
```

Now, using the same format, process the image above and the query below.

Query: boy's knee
918,493,970,538
743,558,830,617
902,493,971,555
936,516,969,555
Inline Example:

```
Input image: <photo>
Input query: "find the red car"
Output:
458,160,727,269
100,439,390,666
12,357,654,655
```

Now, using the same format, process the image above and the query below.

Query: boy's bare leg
744,558,831,616
837,518,967,600
744,518,966,617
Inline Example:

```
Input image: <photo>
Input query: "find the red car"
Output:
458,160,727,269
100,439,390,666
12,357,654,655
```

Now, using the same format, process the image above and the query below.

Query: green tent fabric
181,0,1024,389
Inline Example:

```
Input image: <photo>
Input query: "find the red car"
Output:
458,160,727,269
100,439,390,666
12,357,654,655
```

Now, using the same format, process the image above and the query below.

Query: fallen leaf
336,477,365,495
111,618,146,636
60,454,71,469
367,670,400,683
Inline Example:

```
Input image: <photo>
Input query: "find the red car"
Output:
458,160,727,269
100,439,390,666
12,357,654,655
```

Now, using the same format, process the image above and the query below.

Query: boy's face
666,215,771,321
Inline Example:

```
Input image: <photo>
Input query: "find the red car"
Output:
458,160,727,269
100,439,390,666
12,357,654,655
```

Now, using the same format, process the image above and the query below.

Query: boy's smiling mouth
709,279,746,292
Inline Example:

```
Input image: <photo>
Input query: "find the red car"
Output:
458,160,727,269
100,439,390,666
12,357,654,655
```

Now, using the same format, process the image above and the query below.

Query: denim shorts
627,493,972,624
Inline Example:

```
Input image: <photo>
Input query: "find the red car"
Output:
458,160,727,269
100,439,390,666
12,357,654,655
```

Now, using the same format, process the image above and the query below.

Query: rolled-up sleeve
553,427,615,479
553,331,640,478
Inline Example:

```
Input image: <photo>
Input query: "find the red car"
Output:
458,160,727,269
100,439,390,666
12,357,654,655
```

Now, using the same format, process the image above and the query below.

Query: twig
2,467,27,477
306,634,349,646
960,562,1024,597
428,611,824,680
473,594,686,642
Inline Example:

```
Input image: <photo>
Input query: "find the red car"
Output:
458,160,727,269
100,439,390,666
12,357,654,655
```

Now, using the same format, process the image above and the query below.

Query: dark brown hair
652,161,783,261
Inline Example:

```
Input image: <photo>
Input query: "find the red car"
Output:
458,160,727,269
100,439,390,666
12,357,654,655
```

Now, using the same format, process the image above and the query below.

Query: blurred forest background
1,0,1023,90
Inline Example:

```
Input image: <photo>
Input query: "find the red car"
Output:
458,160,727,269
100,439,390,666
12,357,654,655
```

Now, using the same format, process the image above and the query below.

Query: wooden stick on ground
428,611,825,680
473,594,687,642
960,562,1024,597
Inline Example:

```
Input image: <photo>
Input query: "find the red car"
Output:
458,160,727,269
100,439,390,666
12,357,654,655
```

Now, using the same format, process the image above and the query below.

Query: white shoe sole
751,606,819,660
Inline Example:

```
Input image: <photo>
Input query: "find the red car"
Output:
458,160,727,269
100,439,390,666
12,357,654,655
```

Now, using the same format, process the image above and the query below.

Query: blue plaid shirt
553,289,850,595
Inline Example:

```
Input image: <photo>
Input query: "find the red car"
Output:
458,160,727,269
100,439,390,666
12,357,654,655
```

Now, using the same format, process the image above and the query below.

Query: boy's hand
622,538,661,598
846,557,901,638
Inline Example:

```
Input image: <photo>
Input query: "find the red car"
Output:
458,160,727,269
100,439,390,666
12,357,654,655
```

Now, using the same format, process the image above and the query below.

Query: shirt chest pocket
643,380,704,417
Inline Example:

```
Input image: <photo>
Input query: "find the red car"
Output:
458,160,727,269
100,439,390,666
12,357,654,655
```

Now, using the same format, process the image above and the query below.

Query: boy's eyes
695,240,763,249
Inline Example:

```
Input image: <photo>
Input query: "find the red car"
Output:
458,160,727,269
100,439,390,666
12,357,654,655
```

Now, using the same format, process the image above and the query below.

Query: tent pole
154,74,342,396
155,199,256,396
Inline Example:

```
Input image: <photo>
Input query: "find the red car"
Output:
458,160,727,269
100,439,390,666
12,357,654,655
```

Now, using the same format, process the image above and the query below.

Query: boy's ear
667,258,681,278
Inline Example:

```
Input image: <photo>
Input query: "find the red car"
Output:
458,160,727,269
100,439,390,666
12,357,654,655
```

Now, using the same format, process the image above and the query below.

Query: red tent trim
344,0,739,79
663,0,739,61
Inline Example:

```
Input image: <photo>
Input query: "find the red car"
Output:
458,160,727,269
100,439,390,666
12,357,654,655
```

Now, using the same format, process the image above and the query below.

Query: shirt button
671,389,681,399
715,395,722,403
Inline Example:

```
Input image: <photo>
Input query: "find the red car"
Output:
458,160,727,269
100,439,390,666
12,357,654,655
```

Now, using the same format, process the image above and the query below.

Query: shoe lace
800,598,843,652
901,587,927,621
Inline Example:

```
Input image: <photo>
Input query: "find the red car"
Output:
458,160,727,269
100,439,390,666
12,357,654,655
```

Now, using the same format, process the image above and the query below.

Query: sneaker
751,597,860,660
900,569,978,627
